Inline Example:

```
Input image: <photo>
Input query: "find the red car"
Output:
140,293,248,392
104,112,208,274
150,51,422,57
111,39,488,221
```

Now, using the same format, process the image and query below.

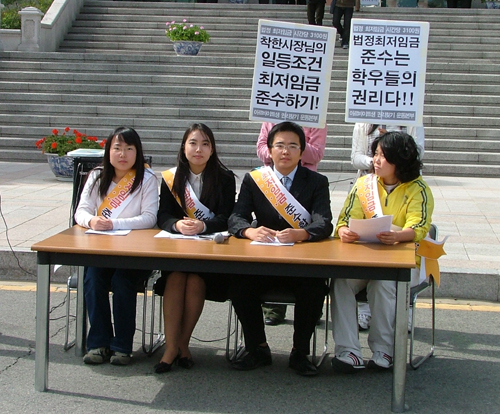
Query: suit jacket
229,165,333,241
157,169,236,234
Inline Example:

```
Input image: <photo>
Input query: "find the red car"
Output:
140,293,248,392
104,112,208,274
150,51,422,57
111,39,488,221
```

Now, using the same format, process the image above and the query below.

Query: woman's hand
243,226,277,242
338,226,360,243
89,216,113,231
175,217,205,236
377,228,415,245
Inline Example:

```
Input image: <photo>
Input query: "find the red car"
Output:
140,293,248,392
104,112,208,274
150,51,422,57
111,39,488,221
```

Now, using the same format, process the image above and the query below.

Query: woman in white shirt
74,126,158,366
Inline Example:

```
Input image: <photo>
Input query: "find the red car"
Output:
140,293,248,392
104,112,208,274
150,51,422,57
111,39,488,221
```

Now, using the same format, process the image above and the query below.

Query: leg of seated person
177,273,206,360
331,278,367,362
230,275,269,352
291,277,326,355
84,267,114,351
110,268,150,355
161,271,189,364
366,280,396,358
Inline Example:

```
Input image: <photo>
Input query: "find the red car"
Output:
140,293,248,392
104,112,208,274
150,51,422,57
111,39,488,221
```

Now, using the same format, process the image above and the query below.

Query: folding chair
355,223,438,369
409,223,438,369
226,281,330,367
63,156,165,356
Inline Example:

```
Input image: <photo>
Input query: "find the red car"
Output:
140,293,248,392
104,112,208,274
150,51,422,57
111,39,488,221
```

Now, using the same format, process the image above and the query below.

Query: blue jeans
84,267,151,354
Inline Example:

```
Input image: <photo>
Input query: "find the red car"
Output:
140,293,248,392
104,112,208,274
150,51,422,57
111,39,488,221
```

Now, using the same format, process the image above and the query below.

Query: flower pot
172,41,203,56
46,154,74,181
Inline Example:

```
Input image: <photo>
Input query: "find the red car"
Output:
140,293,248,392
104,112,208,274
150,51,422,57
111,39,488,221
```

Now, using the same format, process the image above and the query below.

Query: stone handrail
0,0,85,52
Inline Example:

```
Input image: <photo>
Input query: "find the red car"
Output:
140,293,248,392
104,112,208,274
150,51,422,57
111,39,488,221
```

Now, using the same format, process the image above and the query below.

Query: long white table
31,226,415,412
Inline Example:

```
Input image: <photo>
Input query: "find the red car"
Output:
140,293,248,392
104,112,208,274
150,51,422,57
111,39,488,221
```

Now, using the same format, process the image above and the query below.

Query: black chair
226,282,330,367
355,223,438,369
63,156,165,356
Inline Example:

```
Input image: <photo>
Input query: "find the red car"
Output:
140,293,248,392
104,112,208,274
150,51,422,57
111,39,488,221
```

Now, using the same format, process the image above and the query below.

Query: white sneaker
367,351,393,369
110,351,131,366
83,347,111,365
331,351,365,373
358,313,371,331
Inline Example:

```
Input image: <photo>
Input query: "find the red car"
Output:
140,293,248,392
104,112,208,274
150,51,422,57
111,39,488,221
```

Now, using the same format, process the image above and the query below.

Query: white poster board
250,20,336,128
345,19,429,127
360,0,380,6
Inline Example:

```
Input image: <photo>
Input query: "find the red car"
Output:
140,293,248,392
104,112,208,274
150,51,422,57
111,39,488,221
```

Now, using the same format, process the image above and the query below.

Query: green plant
1,0,53,30
36,127,106,157
165,19,210,43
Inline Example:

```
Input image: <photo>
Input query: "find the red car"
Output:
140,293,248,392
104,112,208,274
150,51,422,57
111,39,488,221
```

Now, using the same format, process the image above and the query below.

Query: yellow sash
161,168,214,221
97,170,136,219
356,174,384,219
250,167,311,229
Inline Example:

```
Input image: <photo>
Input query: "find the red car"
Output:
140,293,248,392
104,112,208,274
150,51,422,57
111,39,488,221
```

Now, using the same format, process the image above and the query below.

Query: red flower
75,137,82,144
100,140,106,148
64,127,71,132
35,138,46,149
51,142,57,149
52,129,59,135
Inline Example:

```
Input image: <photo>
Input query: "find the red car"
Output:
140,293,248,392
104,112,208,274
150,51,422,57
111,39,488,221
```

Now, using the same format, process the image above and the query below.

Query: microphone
214,233,226,244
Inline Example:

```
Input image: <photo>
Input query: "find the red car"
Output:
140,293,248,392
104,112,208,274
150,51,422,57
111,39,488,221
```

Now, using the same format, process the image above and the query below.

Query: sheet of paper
349,215,393,243
154,230,229,240
85,229,131,236
250,240,294,246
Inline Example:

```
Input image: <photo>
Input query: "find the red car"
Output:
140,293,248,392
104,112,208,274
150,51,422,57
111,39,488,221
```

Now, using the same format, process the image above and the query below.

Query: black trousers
230,275,327,356
307,0,326,25
332,6,353,47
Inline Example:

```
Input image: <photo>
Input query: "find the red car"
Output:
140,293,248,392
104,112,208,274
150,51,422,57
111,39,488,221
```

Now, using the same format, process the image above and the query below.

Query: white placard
349,215,393,243
360,0,380,6
250,19,336,128
345,19,429,127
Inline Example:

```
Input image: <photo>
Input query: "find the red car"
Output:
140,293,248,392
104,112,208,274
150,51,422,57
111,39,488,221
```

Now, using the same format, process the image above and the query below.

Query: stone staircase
0,2,499,176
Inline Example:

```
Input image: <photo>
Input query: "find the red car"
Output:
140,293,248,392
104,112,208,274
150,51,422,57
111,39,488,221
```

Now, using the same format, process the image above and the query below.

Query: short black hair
371,131,422,183
266,122,306,153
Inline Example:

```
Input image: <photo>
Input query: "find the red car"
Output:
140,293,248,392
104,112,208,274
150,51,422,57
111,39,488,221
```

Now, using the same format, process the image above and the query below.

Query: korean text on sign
250,20,336,128
345,19,429,127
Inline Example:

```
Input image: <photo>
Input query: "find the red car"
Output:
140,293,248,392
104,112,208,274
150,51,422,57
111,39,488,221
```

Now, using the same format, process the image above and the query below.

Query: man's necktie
281,176,291,191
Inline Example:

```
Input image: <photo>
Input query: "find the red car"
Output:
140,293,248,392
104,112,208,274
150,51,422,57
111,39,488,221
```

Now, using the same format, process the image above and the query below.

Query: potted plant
165,19,210,56
36,127,106,180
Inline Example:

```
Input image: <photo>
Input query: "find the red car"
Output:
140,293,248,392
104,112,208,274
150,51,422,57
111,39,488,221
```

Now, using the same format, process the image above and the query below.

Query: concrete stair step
1,3,500,176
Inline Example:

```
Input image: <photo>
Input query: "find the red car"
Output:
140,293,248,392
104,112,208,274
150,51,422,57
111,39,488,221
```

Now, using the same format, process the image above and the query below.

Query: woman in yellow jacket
331,130,434,373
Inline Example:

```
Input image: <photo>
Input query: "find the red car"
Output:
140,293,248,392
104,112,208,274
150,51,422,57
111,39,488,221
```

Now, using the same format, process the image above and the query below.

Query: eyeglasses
272,143,301,152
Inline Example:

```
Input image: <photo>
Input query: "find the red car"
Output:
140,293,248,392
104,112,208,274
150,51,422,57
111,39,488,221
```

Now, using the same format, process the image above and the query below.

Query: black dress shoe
154,361,173,374
265,317,284,326
289,350,318,376
232,345,272,370
178,357,194,369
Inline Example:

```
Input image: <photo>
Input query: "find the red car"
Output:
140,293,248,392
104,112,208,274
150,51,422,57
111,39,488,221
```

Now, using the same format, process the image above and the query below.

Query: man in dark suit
228,121,333,376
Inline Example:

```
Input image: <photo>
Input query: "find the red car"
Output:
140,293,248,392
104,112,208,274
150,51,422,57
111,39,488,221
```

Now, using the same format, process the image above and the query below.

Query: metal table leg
75,266,86,357
392,278,410,412
35,264,50,391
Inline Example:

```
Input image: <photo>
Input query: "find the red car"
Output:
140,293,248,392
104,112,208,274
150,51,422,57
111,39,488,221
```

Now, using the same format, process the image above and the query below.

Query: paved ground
0,282,499,414
0,161,499,300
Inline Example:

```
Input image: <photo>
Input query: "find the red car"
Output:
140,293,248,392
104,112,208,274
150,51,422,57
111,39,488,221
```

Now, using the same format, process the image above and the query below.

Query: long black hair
95,127,146,198
370,131,422,183
172,123,231,212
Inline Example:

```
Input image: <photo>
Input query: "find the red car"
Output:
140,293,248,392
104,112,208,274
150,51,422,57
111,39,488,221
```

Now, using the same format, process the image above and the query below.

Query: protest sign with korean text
345,18,429,126
250,19,336,128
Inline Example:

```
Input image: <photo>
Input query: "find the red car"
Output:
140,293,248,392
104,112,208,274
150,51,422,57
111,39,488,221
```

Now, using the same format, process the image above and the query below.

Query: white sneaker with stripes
367,351,393,369
331,351,365,373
